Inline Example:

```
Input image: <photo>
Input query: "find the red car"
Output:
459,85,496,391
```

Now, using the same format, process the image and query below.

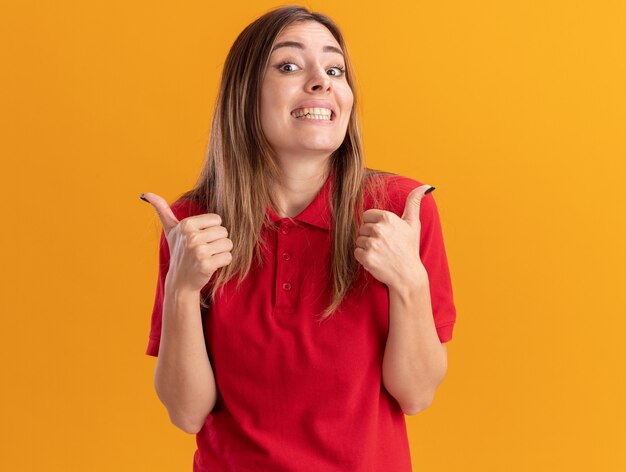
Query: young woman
141,5,456,471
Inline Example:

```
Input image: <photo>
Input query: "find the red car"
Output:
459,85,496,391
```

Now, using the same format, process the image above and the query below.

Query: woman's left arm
354,184,451,416
383,269,448,416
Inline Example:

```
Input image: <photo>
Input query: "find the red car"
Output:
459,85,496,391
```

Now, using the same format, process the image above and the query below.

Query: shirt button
281,227,289,234
282,252,291,261
282,282,291,291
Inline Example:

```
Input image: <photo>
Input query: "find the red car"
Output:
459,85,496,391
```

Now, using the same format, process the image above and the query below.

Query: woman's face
260,21,354,164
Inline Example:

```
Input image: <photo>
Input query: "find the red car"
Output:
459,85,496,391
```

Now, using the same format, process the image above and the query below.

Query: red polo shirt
145,172,456,471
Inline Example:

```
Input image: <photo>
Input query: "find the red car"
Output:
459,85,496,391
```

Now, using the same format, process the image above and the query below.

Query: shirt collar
265,169,334,231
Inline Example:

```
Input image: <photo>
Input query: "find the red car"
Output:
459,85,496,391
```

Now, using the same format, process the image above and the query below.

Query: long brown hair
178,5,394,321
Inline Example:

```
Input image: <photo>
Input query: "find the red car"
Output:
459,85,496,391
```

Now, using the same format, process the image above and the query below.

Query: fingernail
140,193,149,202
425,186,436,195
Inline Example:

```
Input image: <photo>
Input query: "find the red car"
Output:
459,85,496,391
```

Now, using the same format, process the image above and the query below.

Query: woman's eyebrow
271,40,344,58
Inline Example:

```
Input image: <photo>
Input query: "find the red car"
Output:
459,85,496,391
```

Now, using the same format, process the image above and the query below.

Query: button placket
275,221,296,311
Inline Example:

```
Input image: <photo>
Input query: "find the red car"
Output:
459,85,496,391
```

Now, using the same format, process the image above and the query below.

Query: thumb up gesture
141,193,233,293
354,185,434,290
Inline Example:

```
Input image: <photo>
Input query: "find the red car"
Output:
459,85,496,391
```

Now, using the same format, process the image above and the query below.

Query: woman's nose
306,69,331,91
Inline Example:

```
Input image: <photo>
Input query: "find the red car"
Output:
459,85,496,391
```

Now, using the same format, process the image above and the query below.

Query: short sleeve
145,228,170,357
418,192,457,343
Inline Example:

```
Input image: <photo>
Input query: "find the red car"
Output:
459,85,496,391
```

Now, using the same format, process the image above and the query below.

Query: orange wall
1,1,624,470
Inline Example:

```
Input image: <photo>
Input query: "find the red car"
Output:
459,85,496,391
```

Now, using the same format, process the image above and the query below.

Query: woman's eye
278,62,299,73
276,62,345,77
328,66,345,77
275,62,300,73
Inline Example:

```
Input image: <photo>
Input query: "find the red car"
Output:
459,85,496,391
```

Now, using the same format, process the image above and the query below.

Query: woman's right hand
141,193,233,293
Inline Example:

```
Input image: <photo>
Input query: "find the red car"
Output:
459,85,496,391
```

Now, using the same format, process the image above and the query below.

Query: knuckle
210,213,222,226
180,219,192,234
188,233,200,246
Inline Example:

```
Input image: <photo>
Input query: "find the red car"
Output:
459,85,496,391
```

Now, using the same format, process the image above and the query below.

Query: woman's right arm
154,284,217,434
141,192,233,435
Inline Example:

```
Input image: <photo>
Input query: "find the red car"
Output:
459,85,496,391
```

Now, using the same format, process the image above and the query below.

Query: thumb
401,185,435,226
140,192,180,234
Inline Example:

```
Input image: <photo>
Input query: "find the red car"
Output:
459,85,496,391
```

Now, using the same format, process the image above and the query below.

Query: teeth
291,107,333,119
296,114,331,120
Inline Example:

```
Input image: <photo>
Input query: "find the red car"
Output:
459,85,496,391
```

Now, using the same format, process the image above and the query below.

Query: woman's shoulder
169,195,208,221
364,170,429,216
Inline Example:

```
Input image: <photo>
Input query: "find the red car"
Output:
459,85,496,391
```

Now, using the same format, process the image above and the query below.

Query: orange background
1,1,625,470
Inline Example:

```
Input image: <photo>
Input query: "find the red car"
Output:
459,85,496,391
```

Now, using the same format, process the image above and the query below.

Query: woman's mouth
290,107,336,124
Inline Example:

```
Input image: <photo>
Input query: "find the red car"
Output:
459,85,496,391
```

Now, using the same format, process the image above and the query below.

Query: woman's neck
273,164,330,218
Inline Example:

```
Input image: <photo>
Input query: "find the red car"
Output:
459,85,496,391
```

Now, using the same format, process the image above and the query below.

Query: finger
192,225,230,245
361,208,388,224
401,185,435,226
185,225,228,246
355,235,370,249
140,192,179,234
358,223,378,237
211,250,233,269
354,247,369,270
206,237,234,256
184,212,224,231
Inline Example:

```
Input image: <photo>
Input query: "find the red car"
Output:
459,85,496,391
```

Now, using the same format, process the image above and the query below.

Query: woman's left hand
354,185,433,289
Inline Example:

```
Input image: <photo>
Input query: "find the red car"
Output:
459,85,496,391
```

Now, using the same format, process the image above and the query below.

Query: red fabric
145,172,456,471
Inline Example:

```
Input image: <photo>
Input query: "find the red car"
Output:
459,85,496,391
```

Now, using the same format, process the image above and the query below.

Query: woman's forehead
271,26,343,62
274,21,339,47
